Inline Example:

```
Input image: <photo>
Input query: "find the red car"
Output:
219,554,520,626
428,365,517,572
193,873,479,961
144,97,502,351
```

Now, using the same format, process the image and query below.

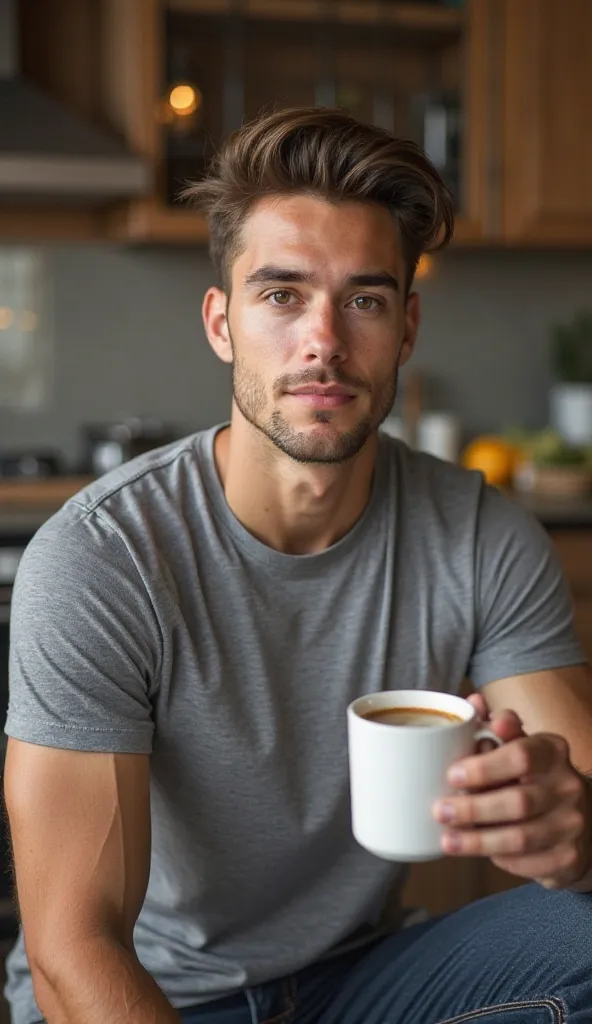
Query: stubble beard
230,332,401,465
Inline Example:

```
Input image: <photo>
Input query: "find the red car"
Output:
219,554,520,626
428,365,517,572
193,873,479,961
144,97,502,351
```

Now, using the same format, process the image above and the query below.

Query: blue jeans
178,884,592,1023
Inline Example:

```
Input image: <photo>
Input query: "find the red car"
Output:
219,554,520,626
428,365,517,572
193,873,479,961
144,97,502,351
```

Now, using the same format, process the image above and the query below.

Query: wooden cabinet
499,0,592,244
3,0,592,245
100,0,491,244
99,0,210,243
98,0,592,247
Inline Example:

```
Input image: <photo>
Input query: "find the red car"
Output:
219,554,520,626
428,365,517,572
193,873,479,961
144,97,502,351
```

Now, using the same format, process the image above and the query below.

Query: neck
214,410,379,555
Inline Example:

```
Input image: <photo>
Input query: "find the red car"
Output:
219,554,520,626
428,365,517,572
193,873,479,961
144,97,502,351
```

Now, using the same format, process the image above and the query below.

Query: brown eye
270,290,292,305
353,295,378,311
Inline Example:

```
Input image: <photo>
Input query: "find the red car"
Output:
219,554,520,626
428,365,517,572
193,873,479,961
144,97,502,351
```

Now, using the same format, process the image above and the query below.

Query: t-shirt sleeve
468,485,587,689
5,502,160,754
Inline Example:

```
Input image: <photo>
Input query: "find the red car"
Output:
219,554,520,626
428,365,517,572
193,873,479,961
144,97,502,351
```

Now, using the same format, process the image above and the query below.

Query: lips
287,385,355,397
285,385,356,408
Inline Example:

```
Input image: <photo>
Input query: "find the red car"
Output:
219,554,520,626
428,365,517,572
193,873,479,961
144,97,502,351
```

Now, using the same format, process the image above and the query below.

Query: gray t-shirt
4,426,585,1022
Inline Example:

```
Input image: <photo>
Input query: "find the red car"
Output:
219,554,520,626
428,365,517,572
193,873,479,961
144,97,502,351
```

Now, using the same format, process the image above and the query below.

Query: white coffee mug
347,689,501,862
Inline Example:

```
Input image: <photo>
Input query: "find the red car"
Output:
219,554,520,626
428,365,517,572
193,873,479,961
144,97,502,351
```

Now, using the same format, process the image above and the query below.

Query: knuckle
515,788,535,819
511,828,530,855
463,797,478,822
532,828,552,853
560,846,580,873
551,734,570,759
466,761,486,788
464,833,480,855
562,774,584,800
566,810,586,836
512,741,532,777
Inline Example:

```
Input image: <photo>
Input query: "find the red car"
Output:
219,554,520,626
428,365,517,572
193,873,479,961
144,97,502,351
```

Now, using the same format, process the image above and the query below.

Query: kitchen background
0,0,592,1016
1,0,592,483
2,245,592,463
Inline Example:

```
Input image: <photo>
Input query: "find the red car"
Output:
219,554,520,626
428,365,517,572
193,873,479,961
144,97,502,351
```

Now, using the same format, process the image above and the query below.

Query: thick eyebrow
243,266,399,291
243,266,316,288
347,273,399,292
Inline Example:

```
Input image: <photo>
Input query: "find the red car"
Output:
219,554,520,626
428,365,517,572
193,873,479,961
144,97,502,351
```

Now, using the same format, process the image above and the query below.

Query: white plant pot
550,384,592,445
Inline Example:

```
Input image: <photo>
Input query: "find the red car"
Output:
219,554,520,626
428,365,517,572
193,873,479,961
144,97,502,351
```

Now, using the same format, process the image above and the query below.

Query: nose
299,301,347,367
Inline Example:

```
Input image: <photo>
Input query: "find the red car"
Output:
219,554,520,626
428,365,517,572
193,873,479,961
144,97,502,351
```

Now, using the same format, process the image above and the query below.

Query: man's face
205,195,419,464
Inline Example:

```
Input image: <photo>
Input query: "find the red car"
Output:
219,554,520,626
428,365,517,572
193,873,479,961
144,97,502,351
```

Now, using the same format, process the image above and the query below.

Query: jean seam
259,974,297,1024
436,997,565,1024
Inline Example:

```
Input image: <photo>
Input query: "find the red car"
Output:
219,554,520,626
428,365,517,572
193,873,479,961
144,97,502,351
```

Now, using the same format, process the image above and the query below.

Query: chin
266,414,374,465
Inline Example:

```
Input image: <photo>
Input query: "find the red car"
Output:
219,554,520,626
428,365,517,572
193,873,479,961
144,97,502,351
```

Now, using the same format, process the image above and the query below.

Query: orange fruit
461,436,516,487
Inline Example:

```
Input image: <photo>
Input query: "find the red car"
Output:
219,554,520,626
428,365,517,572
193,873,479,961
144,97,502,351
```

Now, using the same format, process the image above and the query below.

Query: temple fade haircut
183,105,454,293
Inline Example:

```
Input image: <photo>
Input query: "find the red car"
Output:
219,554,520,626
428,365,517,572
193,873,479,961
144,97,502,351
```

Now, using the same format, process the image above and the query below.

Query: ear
202,287,233,364
399,291,421,368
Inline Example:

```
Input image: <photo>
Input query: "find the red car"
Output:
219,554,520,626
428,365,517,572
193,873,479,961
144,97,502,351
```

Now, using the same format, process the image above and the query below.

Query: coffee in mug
347,689,501,862
362,706,463,728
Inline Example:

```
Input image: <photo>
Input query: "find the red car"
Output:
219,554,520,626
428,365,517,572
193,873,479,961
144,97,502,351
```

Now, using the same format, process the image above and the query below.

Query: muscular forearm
33,934,180,1024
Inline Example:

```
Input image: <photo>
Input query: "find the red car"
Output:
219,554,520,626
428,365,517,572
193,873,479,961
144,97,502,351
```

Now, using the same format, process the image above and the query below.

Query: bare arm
4,739,180,1024
482,662,592,772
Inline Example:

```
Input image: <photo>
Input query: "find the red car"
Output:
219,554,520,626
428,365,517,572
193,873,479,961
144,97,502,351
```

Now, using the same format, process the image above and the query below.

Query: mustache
275,368,371,394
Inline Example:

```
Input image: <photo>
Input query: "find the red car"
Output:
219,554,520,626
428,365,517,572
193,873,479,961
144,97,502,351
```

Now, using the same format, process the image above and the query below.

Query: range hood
0,0,151,202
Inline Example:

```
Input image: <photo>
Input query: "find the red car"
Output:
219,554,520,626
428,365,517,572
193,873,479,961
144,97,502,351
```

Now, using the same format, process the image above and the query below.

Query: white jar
550,384,592,445
380,416,410,444
417,412,461,462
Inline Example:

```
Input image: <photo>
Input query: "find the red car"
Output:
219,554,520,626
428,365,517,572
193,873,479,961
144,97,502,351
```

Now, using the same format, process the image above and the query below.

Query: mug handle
474,725,504,748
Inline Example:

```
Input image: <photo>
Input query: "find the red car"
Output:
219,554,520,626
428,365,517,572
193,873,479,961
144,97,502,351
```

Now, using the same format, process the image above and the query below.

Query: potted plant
549,310,592,445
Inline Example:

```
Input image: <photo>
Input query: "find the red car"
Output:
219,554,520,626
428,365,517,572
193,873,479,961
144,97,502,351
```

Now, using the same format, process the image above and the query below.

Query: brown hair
183,106,454,292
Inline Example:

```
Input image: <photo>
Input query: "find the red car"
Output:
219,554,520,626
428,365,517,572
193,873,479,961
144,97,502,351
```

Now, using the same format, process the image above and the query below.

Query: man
4,107,592,1023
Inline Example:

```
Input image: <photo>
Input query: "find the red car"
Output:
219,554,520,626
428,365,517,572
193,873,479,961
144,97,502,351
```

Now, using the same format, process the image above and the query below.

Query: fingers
486,709,525,743
434,782,552,827
465,696,524,744
447,733,569,789
440,806,585,858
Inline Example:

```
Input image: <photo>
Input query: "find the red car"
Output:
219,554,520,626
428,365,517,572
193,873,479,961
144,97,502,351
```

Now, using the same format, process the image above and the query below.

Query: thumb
467,692,525,739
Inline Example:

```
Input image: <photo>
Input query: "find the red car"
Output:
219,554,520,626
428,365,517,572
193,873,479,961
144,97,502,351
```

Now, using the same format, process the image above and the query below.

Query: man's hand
432,693,592,890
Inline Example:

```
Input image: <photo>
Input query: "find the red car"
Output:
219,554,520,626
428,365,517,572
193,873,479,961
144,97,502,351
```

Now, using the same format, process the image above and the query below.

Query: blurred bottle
417,412,461,462
410,90,462,205
381,416,410,444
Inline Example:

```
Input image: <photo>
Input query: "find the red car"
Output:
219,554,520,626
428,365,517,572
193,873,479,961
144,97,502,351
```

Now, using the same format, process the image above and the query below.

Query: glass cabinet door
161,2,469,218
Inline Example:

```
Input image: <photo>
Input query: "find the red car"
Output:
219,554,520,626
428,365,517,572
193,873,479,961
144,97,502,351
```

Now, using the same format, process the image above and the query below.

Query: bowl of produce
508,429,592,497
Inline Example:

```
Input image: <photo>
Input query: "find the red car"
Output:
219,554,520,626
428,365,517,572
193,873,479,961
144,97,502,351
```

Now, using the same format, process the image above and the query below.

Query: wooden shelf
0,477,93,508
167,0,465,33
0,206,105,242
106,201,210,243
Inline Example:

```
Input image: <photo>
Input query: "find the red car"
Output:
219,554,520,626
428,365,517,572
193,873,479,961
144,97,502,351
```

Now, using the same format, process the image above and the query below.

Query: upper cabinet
2,0,592,246
101,0,487,244
499,0,592,244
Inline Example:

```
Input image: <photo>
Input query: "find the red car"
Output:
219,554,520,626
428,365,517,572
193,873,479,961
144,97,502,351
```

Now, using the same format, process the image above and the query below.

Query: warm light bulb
415,254,434,280
168,84,200,116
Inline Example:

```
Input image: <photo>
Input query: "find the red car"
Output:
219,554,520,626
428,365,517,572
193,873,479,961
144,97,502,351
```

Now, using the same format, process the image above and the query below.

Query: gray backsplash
1,243,591,468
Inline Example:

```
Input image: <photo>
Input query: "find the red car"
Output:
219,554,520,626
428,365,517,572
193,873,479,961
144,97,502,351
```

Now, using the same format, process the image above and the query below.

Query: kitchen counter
0,477,92,537
512,492,592,529
1,477,592,538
